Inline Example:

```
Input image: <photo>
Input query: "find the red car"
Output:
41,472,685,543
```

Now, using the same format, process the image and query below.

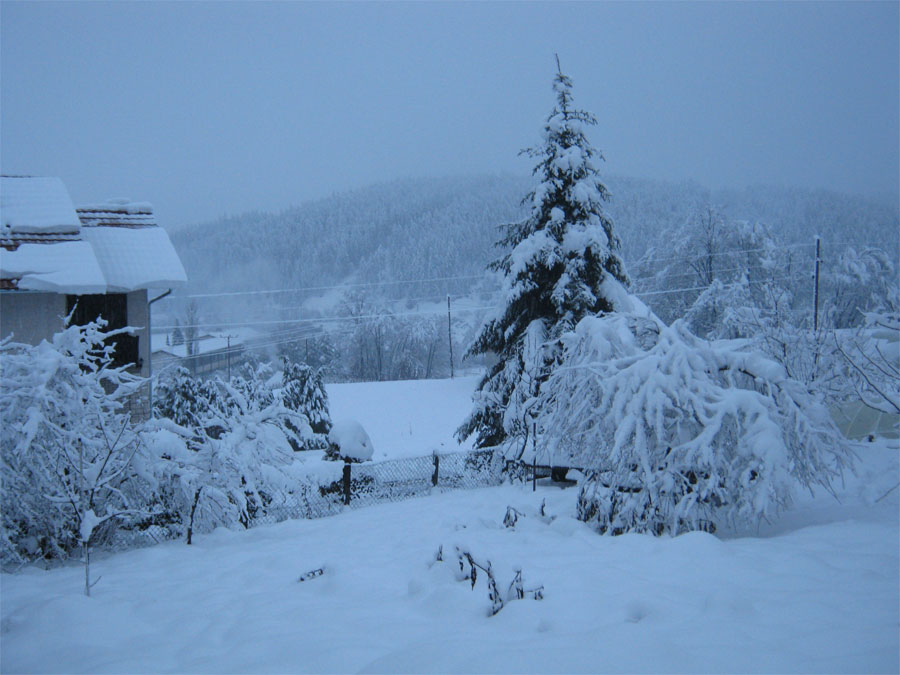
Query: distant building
0,176,187,419
151,332,249,379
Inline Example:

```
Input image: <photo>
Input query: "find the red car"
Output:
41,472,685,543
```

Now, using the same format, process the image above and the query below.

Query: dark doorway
66,294,140,369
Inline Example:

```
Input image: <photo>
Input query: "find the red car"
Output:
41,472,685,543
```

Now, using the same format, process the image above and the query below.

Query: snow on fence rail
109,447,504,553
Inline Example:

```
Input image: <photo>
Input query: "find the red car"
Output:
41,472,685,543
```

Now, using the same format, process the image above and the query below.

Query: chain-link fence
106,447,504,554
254,447,504,522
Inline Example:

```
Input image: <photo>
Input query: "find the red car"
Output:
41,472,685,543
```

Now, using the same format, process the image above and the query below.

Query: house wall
0,292,68,344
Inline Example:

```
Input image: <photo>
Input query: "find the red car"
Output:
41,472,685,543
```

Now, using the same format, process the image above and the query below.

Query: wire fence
108,447,504,552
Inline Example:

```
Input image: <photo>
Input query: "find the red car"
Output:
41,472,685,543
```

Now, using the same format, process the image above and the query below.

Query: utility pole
447,295,454,379
813,236,822,332
812,236,822,380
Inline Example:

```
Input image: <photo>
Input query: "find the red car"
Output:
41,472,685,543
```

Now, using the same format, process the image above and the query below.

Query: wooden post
432,453,440,487
532,422,537,492
342,462,352,505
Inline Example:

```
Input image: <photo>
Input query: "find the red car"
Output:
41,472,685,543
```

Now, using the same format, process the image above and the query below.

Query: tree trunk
186,488,202,545
83,541,91,597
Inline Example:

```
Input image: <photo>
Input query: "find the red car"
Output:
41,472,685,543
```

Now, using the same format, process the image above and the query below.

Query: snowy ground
2,376,898,673
1,441,897,673
326,376,480,460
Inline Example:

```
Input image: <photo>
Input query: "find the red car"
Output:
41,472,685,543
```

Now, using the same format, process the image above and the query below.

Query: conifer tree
281,360,332,450
171,320,184,347
458,59,628,450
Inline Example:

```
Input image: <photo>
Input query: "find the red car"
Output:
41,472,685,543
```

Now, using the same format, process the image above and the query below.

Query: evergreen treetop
459,61,629,449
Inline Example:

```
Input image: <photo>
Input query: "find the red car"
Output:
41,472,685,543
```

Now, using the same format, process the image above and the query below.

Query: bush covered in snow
539,313,854,535
148,367,314,542
0,328,327,564
0,322,147,564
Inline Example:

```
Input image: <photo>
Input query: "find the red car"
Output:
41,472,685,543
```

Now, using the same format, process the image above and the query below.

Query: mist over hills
168,173,898,322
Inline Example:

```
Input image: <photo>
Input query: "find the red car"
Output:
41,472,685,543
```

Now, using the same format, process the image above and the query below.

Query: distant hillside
169,173,898,321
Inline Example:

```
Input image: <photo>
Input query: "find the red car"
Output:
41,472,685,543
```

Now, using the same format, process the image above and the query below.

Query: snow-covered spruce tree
153,367,226,444
0,321,149,588
458,61,628,450
539,313,854,535
281,359,331,450
229,361,276,410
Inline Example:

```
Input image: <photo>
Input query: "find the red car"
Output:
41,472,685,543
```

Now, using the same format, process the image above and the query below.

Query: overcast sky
2,1,897,228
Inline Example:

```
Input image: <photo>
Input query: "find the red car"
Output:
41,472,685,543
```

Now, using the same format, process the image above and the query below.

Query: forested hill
171,173,898,299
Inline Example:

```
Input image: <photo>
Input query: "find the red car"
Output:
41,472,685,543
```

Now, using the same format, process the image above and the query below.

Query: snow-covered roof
79,213,188,292
0,177,187,293
151,330,260,357
0,241,108,293
0,176,82,235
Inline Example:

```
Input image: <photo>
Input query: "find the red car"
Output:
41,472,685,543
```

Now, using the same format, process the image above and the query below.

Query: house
0,175,187,418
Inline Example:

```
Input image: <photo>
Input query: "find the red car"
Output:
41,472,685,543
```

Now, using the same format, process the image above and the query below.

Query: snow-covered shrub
149,368,313,541
0,322,147,566
326,419,374,462
827,246,898,329
539,314,854,535
834,309,900,418
282,360,332,450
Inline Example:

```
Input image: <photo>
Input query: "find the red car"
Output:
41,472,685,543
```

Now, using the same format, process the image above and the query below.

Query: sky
2,1,897,229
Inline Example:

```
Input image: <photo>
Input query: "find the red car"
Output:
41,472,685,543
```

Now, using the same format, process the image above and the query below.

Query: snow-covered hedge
539,314,854,535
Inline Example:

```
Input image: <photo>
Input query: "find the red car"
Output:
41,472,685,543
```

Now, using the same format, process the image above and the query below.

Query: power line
154,240,883,305
633,241,816,267
269,290,505,314
154,269,811,335
153,303,501,333
633,274,806,298
162,274,488,300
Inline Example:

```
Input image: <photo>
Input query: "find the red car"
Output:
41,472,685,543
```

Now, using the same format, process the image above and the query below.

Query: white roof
81,225,187,291
0,241,107,293
1,177,187,293
0,176,82,234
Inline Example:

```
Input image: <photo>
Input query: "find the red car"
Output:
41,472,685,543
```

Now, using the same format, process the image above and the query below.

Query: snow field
1,441,897,674
326,376,480,460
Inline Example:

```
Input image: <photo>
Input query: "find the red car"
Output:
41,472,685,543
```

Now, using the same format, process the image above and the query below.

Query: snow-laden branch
539,314,854,535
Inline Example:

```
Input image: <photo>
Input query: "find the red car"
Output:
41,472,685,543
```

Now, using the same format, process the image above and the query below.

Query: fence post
432,453,440,487
342,462,352,505
533,455,537,492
